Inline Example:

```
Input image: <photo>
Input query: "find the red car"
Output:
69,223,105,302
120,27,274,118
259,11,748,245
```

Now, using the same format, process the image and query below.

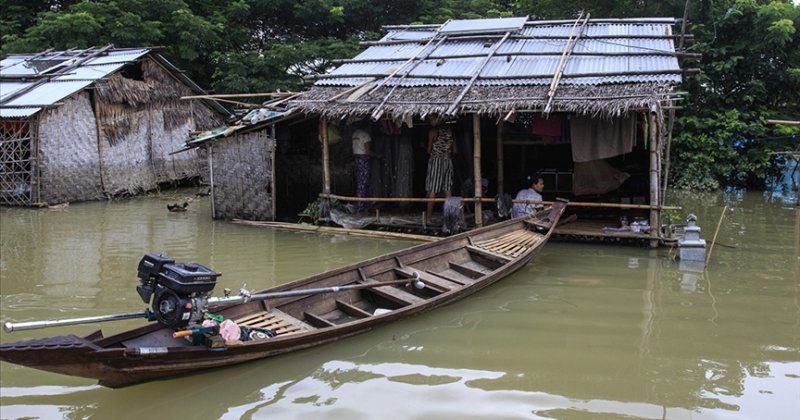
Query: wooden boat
0,199,567,388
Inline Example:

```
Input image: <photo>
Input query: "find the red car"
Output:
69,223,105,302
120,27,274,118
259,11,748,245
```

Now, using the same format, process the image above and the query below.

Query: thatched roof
289,16,691,119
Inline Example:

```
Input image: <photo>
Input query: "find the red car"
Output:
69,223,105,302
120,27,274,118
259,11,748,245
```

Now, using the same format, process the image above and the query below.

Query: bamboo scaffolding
318,193,681,210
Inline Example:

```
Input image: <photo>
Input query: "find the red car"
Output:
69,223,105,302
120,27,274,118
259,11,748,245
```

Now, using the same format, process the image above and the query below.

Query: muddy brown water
1,189,797,419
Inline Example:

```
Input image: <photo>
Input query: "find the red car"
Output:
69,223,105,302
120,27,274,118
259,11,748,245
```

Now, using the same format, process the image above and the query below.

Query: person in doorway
425,115,456,224
351,120,373,212
512,175,545,218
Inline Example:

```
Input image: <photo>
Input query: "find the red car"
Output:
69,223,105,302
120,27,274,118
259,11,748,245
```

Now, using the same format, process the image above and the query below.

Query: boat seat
449,260,490,278
427,268,475,285
359,278,426,306
234,309,316,336
394,266,458,293
473,229,545,258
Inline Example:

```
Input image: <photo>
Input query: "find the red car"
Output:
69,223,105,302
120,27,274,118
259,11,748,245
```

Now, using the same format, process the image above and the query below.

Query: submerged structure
189,16,694,245
0,46,229,206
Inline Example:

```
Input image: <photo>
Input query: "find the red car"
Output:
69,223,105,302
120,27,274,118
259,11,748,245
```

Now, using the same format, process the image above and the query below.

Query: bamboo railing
318,193,682,211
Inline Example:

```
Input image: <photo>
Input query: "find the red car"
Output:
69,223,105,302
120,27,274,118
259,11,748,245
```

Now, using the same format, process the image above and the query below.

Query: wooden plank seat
449,260,490,279
360,278,426,306
234,309,315,336
394,266,459,293
473,229,545,258
427,268,475,285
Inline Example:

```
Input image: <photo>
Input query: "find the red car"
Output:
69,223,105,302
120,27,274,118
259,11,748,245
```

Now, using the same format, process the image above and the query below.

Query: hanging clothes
572,159,630,196
531,115,562,143
570,115,636,162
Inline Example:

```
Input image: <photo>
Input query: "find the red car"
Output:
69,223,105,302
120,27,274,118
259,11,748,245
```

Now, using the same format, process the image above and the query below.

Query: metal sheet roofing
316,17,683,88
1,47,229,118
439,17,527,34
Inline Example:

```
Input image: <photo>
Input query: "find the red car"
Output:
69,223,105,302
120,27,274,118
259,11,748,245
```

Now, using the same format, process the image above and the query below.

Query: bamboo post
320,118,331,196
496,120,504,196
208,144,215,219
473,114,483,227
93,97,107,197
270,124,277,221
649,112,660,248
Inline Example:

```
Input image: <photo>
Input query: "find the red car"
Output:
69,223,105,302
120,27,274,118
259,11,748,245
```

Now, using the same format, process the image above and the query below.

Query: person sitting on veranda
511,175,545,218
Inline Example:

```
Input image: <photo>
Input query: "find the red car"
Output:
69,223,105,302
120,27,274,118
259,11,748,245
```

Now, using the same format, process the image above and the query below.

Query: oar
3,274,425,333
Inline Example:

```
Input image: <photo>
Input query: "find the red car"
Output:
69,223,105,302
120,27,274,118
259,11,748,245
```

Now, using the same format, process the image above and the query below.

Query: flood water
1,188,797,419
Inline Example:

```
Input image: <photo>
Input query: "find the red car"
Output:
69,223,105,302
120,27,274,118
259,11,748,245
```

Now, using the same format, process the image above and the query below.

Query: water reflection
1,189,798,418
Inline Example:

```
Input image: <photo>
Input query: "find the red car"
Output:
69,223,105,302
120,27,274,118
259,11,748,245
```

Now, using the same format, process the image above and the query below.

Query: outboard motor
136,253,220,328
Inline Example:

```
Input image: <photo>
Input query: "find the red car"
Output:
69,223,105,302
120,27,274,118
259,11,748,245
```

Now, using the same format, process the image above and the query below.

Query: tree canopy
1,0,798,190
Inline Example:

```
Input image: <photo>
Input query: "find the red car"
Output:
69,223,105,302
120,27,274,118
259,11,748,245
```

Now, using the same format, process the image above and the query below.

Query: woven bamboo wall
212,130,274,220
37,92,104,204
96,57,218,196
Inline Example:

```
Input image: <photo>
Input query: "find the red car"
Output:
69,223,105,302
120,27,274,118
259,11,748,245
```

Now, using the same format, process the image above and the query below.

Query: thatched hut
286,16,694,245
0,46,230,206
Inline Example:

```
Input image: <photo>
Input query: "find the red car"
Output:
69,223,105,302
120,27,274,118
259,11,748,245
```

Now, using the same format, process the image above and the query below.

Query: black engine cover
152,285,192,328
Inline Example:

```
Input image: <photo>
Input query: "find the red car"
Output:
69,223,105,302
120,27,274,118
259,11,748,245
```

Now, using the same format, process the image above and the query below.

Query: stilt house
285,15,694,245
0,46,230,206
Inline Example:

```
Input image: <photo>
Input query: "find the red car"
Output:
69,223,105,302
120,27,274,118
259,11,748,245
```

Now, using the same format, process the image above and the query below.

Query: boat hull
1,200,567,387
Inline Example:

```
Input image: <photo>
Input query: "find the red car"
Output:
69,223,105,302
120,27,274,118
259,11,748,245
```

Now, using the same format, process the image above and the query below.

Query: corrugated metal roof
440,17,527,34
1,80,94,107
317,17,683,88
0,107,41,118
1,47,229,118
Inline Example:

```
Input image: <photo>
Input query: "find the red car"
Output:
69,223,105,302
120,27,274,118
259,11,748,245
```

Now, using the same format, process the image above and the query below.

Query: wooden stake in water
705,205,728,268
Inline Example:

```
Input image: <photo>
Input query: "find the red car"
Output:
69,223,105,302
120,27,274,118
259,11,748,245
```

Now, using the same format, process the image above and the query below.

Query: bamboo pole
473,114,483,227
446,32,512,116
93,96,107,197
232,220,438,242
310,69,694,81
496,120,504,196
318,193,681,210
208,145,216,219
180,92,298,100
333,51,700,64
360,33,693,46
649,112,660,247
320,119,331,195
270,124,277,221
705,205,728,268
544,12,589,114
